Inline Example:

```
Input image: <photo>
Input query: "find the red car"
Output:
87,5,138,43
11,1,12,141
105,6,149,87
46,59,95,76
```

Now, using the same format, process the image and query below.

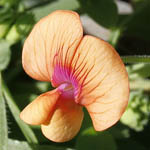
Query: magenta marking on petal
52,65,80,100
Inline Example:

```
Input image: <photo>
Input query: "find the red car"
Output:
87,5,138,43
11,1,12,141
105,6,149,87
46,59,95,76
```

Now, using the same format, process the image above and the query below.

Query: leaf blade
0,72,8,150
31,0,79,21
2,81,38,144
8,139,72,150
0,40,11,71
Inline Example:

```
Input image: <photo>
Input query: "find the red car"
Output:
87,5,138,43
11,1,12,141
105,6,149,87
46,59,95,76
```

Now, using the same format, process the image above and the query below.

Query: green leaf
78,0,118,28
2,82,38,144
120,91,150,131
127,63,150,79
35,144,70,150
125,1,150,41
130,79,150,91
6,13,35,44
0,20,12,39
8,139,32,150
109,28,122,47
118,139,147,150
0,6,16,23
8,139,72,150
76,127,117,150
0,40,11,71
0,73,8,150
108,123,130,139
31,0,79,21
0,0,19,7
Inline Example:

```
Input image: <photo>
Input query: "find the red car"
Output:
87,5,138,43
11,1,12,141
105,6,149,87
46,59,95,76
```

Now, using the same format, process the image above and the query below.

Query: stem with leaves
0,72,8,150
121,55,150,63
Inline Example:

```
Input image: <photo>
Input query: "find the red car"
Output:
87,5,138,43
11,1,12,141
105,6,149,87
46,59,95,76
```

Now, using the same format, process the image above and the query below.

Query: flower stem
121,55,150,63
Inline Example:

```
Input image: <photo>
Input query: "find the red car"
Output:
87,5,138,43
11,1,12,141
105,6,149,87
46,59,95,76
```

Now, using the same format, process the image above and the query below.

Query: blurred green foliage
0,73,8,150
0,0,150,150
0,40,10,71
6,13,35,44
78,0,118,28
121,91,150,131
76,127,117,150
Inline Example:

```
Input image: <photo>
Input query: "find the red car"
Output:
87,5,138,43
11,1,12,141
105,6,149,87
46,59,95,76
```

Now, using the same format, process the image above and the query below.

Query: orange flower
20,10,129,142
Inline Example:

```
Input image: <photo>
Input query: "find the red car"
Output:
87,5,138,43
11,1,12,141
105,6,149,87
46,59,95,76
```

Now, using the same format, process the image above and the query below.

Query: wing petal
20,89,60,125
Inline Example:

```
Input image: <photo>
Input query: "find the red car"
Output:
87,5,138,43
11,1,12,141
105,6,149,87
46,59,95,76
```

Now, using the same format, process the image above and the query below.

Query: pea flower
20,10,129,142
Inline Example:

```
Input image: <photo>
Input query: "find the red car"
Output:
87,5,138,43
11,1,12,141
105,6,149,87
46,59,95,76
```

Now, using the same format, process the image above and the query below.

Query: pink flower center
51,65,80,101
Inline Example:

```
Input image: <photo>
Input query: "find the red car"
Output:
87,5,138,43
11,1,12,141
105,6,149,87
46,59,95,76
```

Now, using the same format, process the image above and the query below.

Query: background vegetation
0,0,150,150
